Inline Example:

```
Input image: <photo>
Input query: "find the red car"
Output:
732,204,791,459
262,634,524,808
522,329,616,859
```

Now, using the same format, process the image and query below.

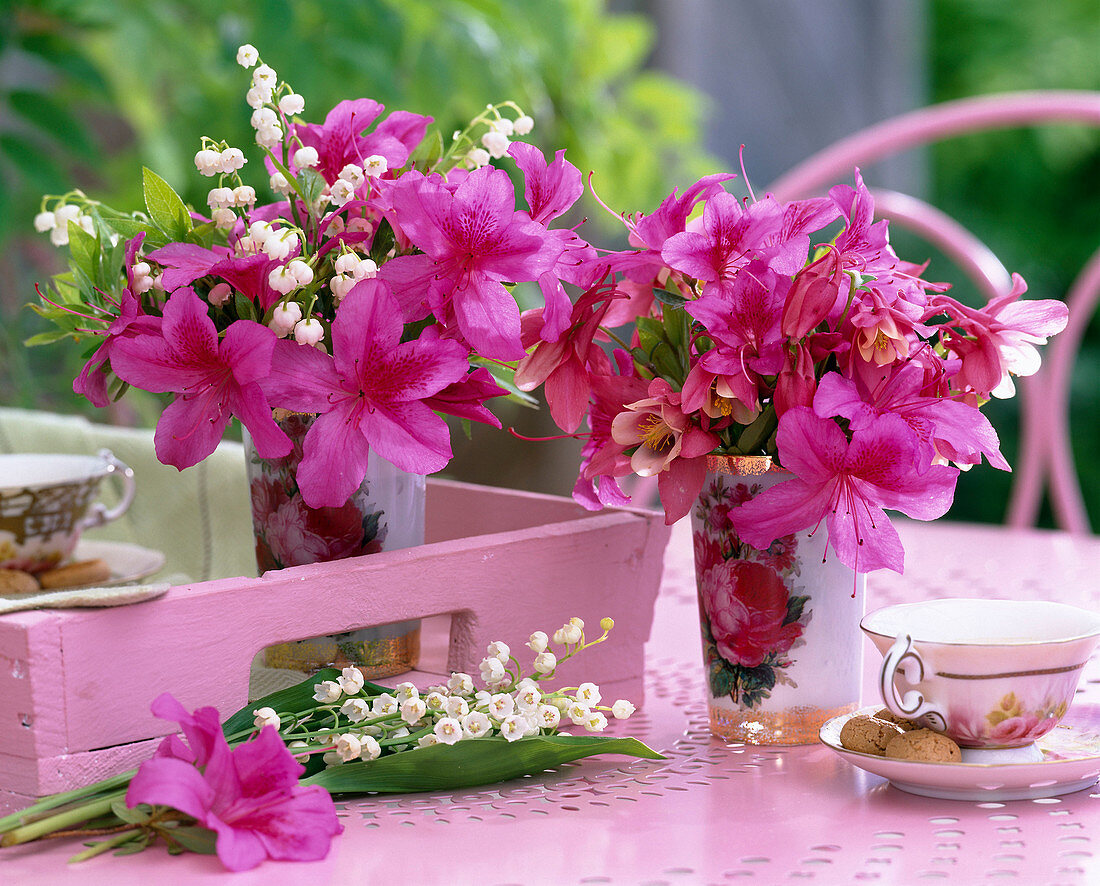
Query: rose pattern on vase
245,413,424,677
692,456,865,745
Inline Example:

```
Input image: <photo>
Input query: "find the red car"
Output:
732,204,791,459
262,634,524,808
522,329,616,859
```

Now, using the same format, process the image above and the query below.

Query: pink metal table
3,518,1099,884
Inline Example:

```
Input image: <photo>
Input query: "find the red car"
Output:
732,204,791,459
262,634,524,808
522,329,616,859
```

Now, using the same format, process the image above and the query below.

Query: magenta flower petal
126,755,215,822
296,409,373,508
509,142,584,225
153,387,231,470
365,401,453,474
452,275,525,360
131,693,341,872
262,339,342,412
730,408,959,574
148,243,232,291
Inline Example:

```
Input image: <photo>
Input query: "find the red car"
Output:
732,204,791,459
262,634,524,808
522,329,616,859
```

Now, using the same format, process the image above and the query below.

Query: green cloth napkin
0,408,257,583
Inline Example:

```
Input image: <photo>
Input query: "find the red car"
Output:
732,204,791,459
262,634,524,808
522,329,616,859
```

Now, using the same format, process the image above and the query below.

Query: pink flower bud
781,246,843,339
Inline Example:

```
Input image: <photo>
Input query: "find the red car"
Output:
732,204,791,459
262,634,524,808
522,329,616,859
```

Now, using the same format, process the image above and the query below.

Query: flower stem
67,828,143,864
0,793,124,846
0,771,134,833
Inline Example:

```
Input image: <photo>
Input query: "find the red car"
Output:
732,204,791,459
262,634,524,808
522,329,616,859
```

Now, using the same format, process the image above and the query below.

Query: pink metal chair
770,90,1100,534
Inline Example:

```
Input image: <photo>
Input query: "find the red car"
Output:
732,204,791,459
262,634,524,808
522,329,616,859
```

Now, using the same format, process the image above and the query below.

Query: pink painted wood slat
0,479,671,806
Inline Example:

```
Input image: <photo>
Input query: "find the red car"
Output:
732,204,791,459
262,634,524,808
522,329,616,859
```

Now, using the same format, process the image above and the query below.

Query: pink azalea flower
780,245,844,339
109,291,291,470
379,167,564,359
509,142,595,341
422,366,507,428
293,98,432,182
515,277,621,433
662,192,820,295
934,273,1069,398
574,350,649,510
729,407,959,574
148,242,233,292
814,366,1010,471
683,260,788,414
610,378,719,523
73,290,162,408
127,693,341,872
260,279,471,507
71,235,161,407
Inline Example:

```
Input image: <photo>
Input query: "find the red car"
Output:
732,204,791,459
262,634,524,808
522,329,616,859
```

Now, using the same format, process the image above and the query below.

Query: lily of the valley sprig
0,616,658,871
31,44,591,507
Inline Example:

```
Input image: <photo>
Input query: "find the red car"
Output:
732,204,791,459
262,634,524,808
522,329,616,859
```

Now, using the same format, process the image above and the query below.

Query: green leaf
112,837,150,856
233,292,256,322
109,801,150,825
468,356,538,408
652,287,688,310
142,167,192,240
409,129,444,171
709,660,736,698
736,405,777,455
167,826,218,855
303,734,664,794
297,169,328,209
649,341,683,385
65,220,99,281
93,206,153,242
24,329,79,347
221,668,342,738
784,593,810,626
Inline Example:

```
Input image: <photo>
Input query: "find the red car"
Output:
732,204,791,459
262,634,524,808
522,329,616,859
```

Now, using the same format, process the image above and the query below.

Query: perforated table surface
4,518,1100,885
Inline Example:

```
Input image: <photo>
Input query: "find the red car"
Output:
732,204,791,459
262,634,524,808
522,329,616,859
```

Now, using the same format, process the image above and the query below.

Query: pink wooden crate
0,479,670,811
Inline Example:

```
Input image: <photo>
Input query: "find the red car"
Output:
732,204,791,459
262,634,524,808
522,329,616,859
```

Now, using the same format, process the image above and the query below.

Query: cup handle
879,633,947,731
79,449,136,530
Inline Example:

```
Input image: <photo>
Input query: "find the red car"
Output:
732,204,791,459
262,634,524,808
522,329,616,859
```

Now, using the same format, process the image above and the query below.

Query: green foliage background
927,0,1100,525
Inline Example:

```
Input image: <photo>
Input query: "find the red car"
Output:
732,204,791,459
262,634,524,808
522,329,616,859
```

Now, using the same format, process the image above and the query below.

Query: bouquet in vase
518,168,1069,575
30,44,593,511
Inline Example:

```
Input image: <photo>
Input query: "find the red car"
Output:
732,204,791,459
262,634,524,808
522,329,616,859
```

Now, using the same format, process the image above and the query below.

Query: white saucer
820,704,1100,801
70,539,166,587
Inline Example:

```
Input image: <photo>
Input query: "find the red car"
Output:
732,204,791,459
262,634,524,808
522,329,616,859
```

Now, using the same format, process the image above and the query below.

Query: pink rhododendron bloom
148,242,233,291
661,191,790,299
72,235,162,407
814,367,1009,471
574,350,649,510
698,559,803,668
934,273,1069,398
516,277,621,432
109,291,290,470
260,279,470,507
73,290,162,408
379,166,564,359
781,245,844,339
422,366,507,428
729,408,959,574
684,260,788,413
127,693,341,872
610,378,719,523
509,142,594,341
293,98,431,183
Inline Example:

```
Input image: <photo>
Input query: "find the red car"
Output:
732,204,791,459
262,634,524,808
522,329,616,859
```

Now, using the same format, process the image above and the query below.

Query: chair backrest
769,90,1100,534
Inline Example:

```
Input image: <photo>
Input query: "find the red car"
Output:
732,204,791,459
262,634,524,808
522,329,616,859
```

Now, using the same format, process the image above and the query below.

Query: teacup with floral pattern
0,450,135,574
862,598,1100,749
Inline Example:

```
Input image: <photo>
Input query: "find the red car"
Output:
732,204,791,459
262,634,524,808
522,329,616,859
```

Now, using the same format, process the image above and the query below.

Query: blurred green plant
931,0,1100,526
0,0,716,419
